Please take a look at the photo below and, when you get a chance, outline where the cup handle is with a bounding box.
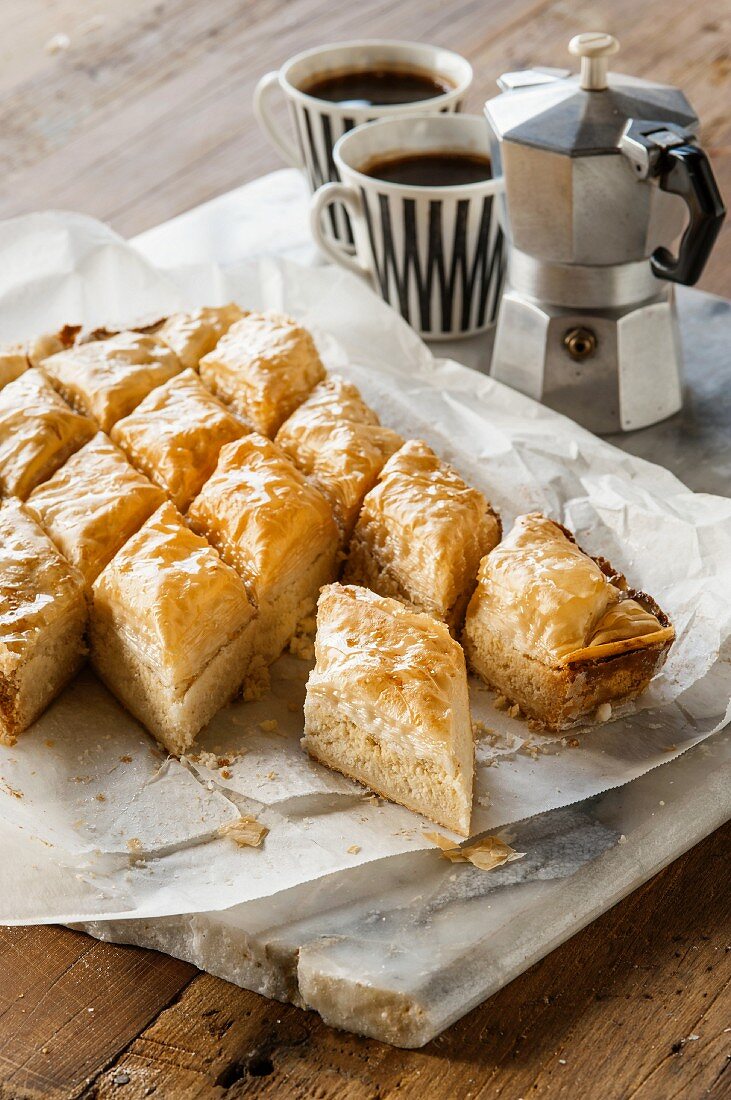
[253,71,301,168]
[310,183,369,277]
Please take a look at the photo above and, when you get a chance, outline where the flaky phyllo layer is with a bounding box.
[472,513,674,667]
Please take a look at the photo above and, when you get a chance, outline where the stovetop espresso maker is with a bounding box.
[485,32,726,432]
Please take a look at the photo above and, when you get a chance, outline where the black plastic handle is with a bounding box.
[651,144,726,286]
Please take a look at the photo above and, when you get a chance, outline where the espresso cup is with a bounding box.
[310,115,505,340]
[254,40,472,247]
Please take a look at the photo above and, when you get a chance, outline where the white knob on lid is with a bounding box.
[569,32,619,91]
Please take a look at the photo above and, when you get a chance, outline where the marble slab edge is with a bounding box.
[76,732,730,1047]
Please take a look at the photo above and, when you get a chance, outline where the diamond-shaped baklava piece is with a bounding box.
[26,432,165,586]
[90,502,256,755]
[111,369,249,511]
[156,304,245,369]
[198,312,326,437]
[303,584,474,836]
[344,439,501,632]
[462,513,675,731]
[0,500,88,744]
[275,376,403,540]
[0,368,95,499]
[0,327,79,389]
[187,434,339,666]
[41,332,182,432]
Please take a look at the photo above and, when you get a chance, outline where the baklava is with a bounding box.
[198,311,326,437]
[0,500,88,744]
[111,369,249,511]
[0,327,78,389]
[345,439,501,631]
[156,304,245,369]
[275,375,403,540]
[187,434,339,666]
[303,584,474,836]
[0,368,95,499]
[41,332,182,432]
[462,513,675,730]
[26,432,165,586]
[90,501,257,755]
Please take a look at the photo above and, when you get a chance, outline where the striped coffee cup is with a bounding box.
[254,41,472,248]
[310,114,505,340]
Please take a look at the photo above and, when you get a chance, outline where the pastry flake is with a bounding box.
[345,439,501,630]
[26,432,165,586]
[275,375,403,539]
[157,304,245,369]
[90,501,256,755]
[111,369,249,511]
[41,332,182,432]
[0,368,95,499]
[303,583,474,836]
[0,500,88,744]
[462,513,675,730]
[199,311,326,437]
[187,434,339,666]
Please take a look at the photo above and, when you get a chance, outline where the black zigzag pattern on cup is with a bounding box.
[294,103,356,246]
[361,191,505,335]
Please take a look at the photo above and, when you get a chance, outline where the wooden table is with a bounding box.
[0,3,729,1098]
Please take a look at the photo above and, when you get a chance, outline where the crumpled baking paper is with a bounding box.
[0,201,728,924]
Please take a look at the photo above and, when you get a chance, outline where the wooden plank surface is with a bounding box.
[0,0,728,295]
[0,3,729,1098]
[0,824,728,1100]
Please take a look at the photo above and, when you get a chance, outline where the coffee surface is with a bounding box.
[302,67,450,107]
[363,151,492,188]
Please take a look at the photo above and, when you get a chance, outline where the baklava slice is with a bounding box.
[0,500,87,744]
[0,326,79,389]
[275,376,403,540]
[26,432,165,586]
[41,332,182,432]
[303,584,473,836]
[0,368,95,499]
[111,369,249,511]
[90,502,256,755]
[463,513,675,731]
[345,439,501,632]
[199,311,325,437]
[187,434,339,666]
[156,304,245,368]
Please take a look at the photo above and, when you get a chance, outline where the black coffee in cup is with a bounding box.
[301,67,452,108]
[363,151,493,187]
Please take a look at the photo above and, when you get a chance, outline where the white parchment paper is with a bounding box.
[0,199,729,924]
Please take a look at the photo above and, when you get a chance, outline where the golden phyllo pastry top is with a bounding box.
[26,432,165,586]
[187,434,337,604]
[156,304,245,369]
[0,368,95,499]
[0,499,86,670]
[308,584,469,756]
[111,369,249,511]
[92,501,254,690]
[471,513,674,667]
[275,376,403,537]
[353,439,501,619]
[199,311,326,437]
[41,332,182,432]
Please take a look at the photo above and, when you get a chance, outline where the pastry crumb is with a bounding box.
[347,844,361,855]
[95,793,106,802]
[265,770,277,780]
[219,768,232,780]
[243,664,270,702]
[119,754,133,763]
[595,702,612,723]
[126,837,141,852]
[259,719,278,732]
[424,831,525,871]
[508,703,521,719]
[218,815,268,848]
[493,694,509,711]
